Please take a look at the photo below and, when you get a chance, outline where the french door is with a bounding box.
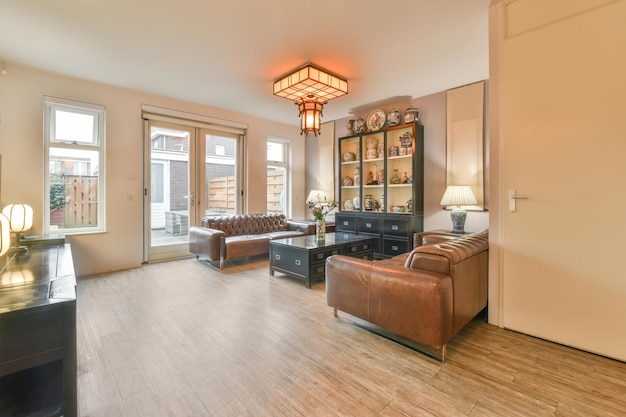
[143,119,243,262]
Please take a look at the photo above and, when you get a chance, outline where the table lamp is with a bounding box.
[0,213,10,257]
[2,203,34,254]
[440,186,477,233]
[306,190,328,204]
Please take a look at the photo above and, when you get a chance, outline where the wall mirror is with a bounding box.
[317,121,335,199]
[446,81,485,210]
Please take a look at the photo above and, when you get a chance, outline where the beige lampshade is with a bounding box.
[2,203,34,233]
[273,64,348,103]
[0,213,10,257]
[440,186,478,207]
[306,190,328,203]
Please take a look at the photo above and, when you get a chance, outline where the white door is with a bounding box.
[494,1,626,361]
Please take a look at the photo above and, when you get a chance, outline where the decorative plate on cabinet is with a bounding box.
[367,109,386,131]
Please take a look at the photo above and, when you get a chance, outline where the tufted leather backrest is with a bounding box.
[404,229,488,273]
[201,214,288,236]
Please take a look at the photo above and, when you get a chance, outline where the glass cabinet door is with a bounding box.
[339,136,361,211]
[361,132,385,212]
[385,125,415,214]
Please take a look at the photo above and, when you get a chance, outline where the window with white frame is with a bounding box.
[267,138,290,217]
[44,97,106,233]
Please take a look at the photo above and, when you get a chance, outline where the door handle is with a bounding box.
[184,194,195,206]
[509,189,528,212]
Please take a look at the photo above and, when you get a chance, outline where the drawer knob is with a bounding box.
[392,225,398,230]
[392,245,398,251]
[275,254,280,260]
[343,221,348,225]
[295,259,301,265]
[366,222,371,228]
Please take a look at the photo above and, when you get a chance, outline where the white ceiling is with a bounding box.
[0,0,491,127]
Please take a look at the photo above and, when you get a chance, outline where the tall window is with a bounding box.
[44,97,106,233]
[267,138,290,217]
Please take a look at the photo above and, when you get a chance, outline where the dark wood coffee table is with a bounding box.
[269,232,373,288]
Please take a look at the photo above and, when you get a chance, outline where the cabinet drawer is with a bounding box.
[310,264,326,279]
[271,247,308,277]
[351,251,373,261]
[358,218,380,234]
[346,240,372,255]
[383,218,410,237]
[383,239,409,257]
[311,247,343,263]
[336,215,357,232]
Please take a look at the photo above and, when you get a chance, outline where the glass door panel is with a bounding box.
[147,122,195,261]
[201,130,239,216]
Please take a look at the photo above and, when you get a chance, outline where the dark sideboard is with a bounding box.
[0,243,77,417]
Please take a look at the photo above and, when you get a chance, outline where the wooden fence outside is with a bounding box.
[54,172,283,228]
[207,171,284,214]
[60,175,99,227]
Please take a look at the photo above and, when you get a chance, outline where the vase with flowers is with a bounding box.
[308,199,336,241]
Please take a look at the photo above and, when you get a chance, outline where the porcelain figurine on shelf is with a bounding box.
[366,136,378,159]
[390,169,401,184]
[387,109,400,126]
[354,117,366,134]
[403,107,420,124]
[346,119,355,136]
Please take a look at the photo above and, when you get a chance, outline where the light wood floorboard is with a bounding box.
[76,256,626,417]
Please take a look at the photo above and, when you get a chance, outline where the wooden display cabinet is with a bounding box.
[337,122,424,258]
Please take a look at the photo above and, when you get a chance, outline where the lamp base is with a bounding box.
[7,245,29,256]
[449,207,468,233]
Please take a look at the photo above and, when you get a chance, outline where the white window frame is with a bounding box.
[267,137,291,217]
[44,96,106,234]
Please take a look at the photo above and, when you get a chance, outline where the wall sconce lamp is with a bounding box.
[2,203,34,255]
[440,186,477,233]
[273,63,348,136]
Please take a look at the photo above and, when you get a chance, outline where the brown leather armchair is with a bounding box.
[326,229,488,361]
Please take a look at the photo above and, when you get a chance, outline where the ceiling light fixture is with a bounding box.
[273,63,348,136]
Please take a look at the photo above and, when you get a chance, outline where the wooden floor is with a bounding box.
[77,256,626,417]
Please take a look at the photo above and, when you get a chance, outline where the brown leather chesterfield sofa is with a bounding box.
[325,229,488,362]
[189,214,314,269]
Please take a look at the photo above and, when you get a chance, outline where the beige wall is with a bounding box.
[330,92,490,233]
[0,63,304,276]
[490,0,626,361]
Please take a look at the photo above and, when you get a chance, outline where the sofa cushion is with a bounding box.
[224,234,271,260]
[264,230,307,240]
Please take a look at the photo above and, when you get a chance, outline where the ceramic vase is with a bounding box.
[346,119,355,136]
[316,219,326,241]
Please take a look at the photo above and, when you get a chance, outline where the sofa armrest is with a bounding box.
[189,226,226,262]
[326,255,374,321]
[287,219,315,235]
